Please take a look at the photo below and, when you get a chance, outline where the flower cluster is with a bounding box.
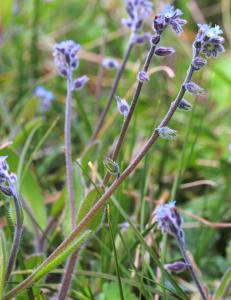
[0,156,17,196]
[155,201,184,242]
[34,86,54,112]
[153,5,187,35]
[194,24,225,58]
[53,40,80,77]
[122,0,153,33]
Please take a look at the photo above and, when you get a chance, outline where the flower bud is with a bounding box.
[192,56,207,71]
[137,71,149,83]
[151,34,160,45]
[74,75,89,90]
[116,96,130,118]
[177,99,192,111]
[103,157,120,178]
[165,261,190,273]
[155,201,184,242]
[156,127,177,140]
[155,47,175,57]
[102,58,119,70]
[132,33,151,45]
[185,81,205,95]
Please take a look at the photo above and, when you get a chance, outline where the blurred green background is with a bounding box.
[0,0,231,299]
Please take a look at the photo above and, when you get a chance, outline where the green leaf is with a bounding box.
[100,282,138,300]
[76,187,104,231]
[80,141,101,171]
[0,232,6,300]
[33,230,91,282]
[213,267,231,300]
[25,254,45,270]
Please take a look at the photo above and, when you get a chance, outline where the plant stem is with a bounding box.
[5,193,23,282]
[90,35,134,142]
[4,57,196,300]
[58,68,77,300]
[103,40,159,186]
[177,237,207,300]
[65,69,75,228]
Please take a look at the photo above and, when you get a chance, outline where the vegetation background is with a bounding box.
[0,0,231,299]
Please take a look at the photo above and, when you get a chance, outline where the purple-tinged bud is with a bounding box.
[177,99,192,111]
[151,34,160,45]
[192,56,207,71]
[185,81,205,95]
[116,96,130,118]
[74,75,89,90]
[103,157,120,178]
[9,173,17,184]
[156,127,177,140]
[132,33,151,45]
[155,47,175,57]
[102,58,119,70]
[137,71,149,83]
[155,201,184,242]
[165,261,190,273]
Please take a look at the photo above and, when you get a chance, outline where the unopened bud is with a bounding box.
[132,33,151,45]
[165,261,190,273]
[151,34,160,45]
[137,71,149,83]
[155,47,175,57]
[192,57,207,71]
[116,96,130,118]
[103,157,120,178]
[74,75,89,90]
[177,99,192,111]
[102,58,119,70]
[156,127,177,140]
[185,81,205,95]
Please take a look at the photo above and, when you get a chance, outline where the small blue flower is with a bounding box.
[74,75,89,90]
[154,5,187,35]
[34,86,55,112]
[194,24,225,58]
[116,96,130,118]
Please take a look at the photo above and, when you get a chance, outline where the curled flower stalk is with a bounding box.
[103,5,187,186]
[155,202,207,300]
[0,157,23,282]
[90,0,153,141]
[53,40,87,300]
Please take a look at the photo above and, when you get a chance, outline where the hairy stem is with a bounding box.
[177,237,207,300]
[5,193,23,282]
[58,69,77,300]
[103,39,159,186]
[90,35,134,142]
[65,69,75,228]
[4,57,195,300]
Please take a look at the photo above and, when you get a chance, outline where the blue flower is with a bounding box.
[154,5,187,35]
[34,86,54,112]
[195,24,225,58]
